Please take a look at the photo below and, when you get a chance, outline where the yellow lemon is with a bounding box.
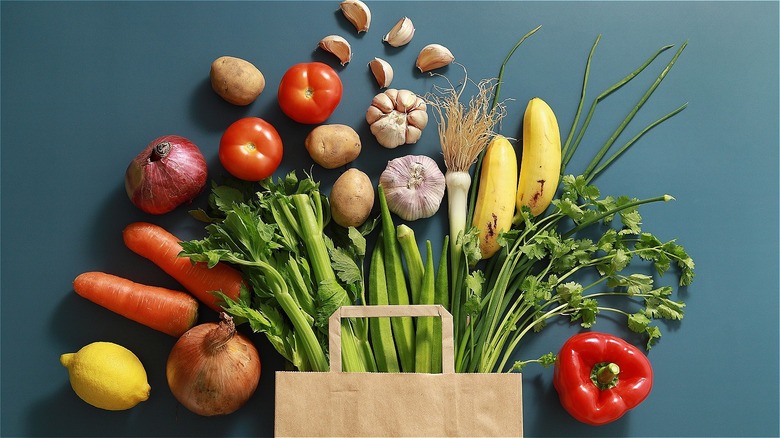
[60,341,151,410]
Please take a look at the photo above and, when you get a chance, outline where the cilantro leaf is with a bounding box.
[645,287,686,320]
[620,209,643,234]
[607,273,654,295]
[628,310,652,333]
[576,298,599,328]
[557,281,584,307]
[463,270,485,317]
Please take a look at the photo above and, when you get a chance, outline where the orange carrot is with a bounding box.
[122,221,244,312]
[73,272,198,337]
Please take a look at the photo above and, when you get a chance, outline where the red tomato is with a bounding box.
[219,117,283,181]
[277,62,343,124]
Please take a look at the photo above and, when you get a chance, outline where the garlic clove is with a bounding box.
[405,126,423,145]
[370,90,395,113]
[383,88,399,103]
[406,108,429,129]
[383,17,415,47]
[416,44,455,72]
[318,35,352,65]
[395,89,418,112]
[368,57,393,88]
[365,105,386,124]
[339,0,371,33]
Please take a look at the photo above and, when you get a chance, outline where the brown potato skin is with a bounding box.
[330,168,374,228]
[210,56,265,106]
[305,124,361,169]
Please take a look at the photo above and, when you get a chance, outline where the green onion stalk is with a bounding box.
[426,69,507,347]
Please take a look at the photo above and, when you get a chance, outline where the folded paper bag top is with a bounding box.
[274,305,523,437]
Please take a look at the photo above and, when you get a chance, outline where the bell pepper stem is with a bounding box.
[592,362,621,389]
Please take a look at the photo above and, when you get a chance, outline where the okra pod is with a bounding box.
[368,237,400,372]
[414,240,436,373]
[432,235,449,372]
[397,224,425,304]
[377,185,416,372]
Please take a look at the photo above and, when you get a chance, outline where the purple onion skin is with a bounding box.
[125,135,208,215]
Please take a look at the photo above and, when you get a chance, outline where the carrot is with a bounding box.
[122,222,244,312]
[73,271,198,337]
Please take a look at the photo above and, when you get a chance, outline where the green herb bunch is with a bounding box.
[454,31,696,373]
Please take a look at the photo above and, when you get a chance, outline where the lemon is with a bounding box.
[60,341,151,411]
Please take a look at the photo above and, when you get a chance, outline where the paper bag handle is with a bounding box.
[328,304,455,373]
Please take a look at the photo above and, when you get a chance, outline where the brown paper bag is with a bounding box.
[275,305,523,437]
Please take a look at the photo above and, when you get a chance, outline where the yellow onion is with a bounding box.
[166,313,261,416]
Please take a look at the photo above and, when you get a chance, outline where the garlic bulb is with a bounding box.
[366,88,428,149]
[380,155,445,221]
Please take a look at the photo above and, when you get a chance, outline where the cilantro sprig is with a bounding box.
[460,175,694,373]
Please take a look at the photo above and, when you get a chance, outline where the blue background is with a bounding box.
[2,1,778,436]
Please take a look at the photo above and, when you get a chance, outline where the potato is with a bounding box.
[330,168,374,228]
[210,56,265,106]
[304,124,362,169]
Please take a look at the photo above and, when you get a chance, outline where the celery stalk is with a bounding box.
[290,192,367,372]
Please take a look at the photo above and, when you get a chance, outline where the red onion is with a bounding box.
[124,135,208,215]
[166,313,261,416]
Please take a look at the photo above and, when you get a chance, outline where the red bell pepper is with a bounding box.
[553,331,653,426]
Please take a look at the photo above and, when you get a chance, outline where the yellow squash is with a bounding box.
[516,97,561,219]
[472,135,518,259]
